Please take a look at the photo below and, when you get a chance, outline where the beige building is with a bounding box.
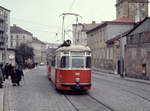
[28,37,47,64]
[87,18,134,73]
[72,22,100,46]
[10,24,33,48]
[116,0,148,22]
[0,6,15,65]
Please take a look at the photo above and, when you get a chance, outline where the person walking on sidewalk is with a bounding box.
[11,66,18,86]
[16,66,24,86]
[0,63,4,88]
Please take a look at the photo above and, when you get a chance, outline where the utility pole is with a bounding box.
[3,11,7,65]
[120,33,124,77]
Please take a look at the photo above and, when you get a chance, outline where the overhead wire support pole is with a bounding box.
[4,11,7,65]
[120,33,124,78]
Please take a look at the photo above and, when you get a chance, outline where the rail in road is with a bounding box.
[63,91,115,111]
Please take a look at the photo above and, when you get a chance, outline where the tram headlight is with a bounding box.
[75,78,80,83]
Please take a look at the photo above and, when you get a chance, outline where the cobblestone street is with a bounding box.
[3,66,150,111]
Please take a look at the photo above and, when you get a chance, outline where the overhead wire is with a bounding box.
[68,0,76,12]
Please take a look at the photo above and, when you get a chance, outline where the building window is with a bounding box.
[138,33,142,43]
[11,41,13,47]
[16,35,18,40]
[16,41,19,47]
[130,35,134,44]
[11,35,13,40]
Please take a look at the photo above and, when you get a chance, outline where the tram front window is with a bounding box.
[60,56,69,68]
[72,56,84,68]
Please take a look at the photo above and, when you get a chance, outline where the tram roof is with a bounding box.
[56,45,91,52]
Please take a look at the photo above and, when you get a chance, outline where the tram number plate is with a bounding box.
[75,72,80,76]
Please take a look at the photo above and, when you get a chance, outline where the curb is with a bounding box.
[0,88,4,111]
[92,70,150,85]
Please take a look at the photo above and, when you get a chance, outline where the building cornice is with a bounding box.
[0,6,10,12]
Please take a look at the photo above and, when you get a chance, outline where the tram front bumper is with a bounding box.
[61,83,91,90]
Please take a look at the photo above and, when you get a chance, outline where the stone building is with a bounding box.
[72,22,100,46]
[0,6,15,65]
[106,30,132,74]
[86,17,134,73]
[125,17,150,79]
[116,0,148,22]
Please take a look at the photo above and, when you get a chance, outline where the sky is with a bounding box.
[0,0,146,43]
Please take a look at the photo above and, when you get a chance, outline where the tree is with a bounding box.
[15,43,34,68]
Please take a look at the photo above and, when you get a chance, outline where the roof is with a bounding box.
[72,22,100,32]
[106,30,131,44]
[87,17,135,34]
[116,0,148,6]
[56,45,91,52]
[126,17,150,36]
[106,17,150,44]
[10,25,33,36]
[32,37,46,45]
[0,6,10,12]
[82,23,100,31]
[111,17,135,23]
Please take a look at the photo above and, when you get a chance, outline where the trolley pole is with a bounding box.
[3,11,7,65]
[60,13,82,44]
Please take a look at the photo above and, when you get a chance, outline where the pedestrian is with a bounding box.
[0,63,4,88]
[4,63,9,79]
[16,66,24,86]
[10,66,18,86]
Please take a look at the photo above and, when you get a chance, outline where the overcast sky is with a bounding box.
[0,0,149,43]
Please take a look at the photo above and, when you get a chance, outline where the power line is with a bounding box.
[12,17,56,28]
[68,0,76,12]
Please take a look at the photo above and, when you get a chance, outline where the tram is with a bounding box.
[47,41,92,91]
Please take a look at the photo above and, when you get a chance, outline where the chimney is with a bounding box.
[92,21,96,24]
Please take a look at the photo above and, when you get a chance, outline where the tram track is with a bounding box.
[64,94,80,111]
[63,92,115,111]
[93,75,150,104]
[87,94,115,111]
[124,89,150,102]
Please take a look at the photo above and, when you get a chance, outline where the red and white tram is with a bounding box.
[47,44,91,91]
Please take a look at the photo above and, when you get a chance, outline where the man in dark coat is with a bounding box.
[0,63,4,88]
[16,66,24,86]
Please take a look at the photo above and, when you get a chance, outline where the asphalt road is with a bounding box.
[4,66,150,111]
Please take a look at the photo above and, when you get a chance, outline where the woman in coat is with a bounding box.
[11,66,18,86]
[0,63,3,88]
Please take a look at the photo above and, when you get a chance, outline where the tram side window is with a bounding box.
[51,57,56,66]
[60,56,69,68]
[86,57,91,68]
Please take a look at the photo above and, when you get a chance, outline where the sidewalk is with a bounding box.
[0,88,4,111]
[92,69,150,85]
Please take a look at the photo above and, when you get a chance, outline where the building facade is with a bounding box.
[10,24,33,48]
[28,37,47,64]
[0,6,15,65]
[125,17,150,79]
[72,22,100,46]
[87,18,134,73]
[116,0,148,22]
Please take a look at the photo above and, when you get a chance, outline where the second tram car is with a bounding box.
[47,44,92,91]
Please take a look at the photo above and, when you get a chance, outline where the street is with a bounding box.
[4,66,150,111]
